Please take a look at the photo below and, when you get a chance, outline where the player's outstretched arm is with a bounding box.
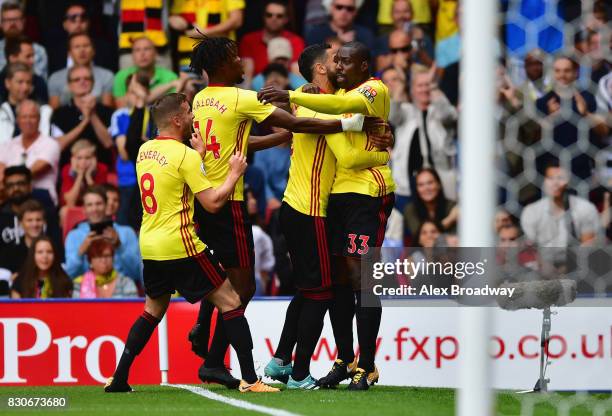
[258,86,369,115]
[266,108,364,134]
[248,129,293,152]
[195,153,247,213]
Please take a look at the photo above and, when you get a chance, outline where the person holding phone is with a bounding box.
[64,185,141,284]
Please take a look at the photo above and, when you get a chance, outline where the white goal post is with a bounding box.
[457,0,498,414]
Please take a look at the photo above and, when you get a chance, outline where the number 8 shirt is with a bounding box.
[192,85,276,201]
[136,137,212,260]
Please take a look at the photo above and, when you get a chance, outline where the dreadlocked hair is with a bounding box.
[190,36,238,77]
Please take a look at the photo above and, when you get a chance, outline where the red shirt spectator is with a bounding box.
[60,140,108,207]
[239,1,304,76]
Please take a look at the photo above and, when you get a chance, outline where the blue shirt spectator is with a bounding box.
[64,187,142,283]
[254,145,291,206]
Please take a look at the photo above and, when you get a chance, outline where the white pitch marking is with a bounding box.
[163,383,303,416]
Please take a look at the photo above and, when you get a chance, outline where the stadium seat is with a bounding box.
[63,206,86,241]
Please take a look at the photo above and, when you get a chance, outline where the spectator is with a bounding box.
[305,0,375,50]
[169,0,245,70]
[518,48,549,102]
[0,36,48,103]
[72,239,138,298]
[0,1,48,78]
[415,219,442,248]
[596,71,612,113]
[11,236,72,299]
[51,65,114,168]
[110,73,159,228]
[104,183,120,221]
[118,1,169,69]
[583,30,611,84]
[262,64,290,89]
[47,33,114,109]
[495,209,514,234]
[239,0,305,79]
[113,36,178,108]
[389,66,458,211]
[250,40,306,92]
[403,168,458,239]
[376,0,433,71]
[0,63,53,144]
[381,66,408,102]
[253,139,291,216]
[0,199,46,293]
[498,223,522,248]
[0,100,60,204]
[0,166,61,250]
[64,185,141,283]
[535,56,608,182]
[434,0,460,69]
[47,2,116,74]
[247,188,275,296]
[520,162,601,247]
[59,140,108,209]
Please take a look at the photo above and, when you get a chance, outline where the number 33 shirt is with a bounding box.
[192,86,276,201]
[136,137,212,260]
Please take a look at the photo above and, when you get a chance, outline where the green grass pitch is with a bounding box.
[1,385,610,415]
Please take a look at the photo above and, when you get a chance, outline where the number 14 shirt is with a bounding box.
[136,138,212,261]
[192,86,276,201]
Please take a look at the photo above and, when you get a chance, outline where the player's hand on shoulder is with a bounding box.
[301,83,320,94]
[228,152,248,177]
[190,130,206,158]
[258,86,289,105]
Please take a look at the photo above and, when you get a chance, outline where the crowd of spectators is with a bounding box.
[0,0,610,299]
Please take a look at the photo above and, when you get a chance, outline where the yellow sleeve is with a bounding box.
[236,89,276,123]
[227,0,245,10]
[289,90,369,115]
[325,132,389,169]
[180,148,212,194]
[170,0,187,14]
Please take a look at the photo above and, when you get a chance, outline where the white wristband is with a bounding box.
[340,114,365,132]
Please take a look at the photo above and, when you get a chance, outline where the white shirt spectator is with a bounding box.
[253,224,275,295]
[596,72,612,113]
[520,195,601,247]
[389,92,458,200]
[0,133,60,204]
[0,101,53,144]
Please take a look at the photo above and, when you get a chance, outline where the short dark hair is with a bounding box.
[151,93,189,129]
[1,1,23,15]
[83,185,107,204]
[67,64,94,83]
[17,199,45,221]
[67,32,92,50]
[264,0,288,11]
[343,41,371,73]
[4,165,32,183]
[103,183,119,195]
[298,43,330,82]
[5,35,32,59]
[190,36,238,77]
[125,70,150,90]
[5,62,31,80]
[543,158,562,176]
[263,63,289,79]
